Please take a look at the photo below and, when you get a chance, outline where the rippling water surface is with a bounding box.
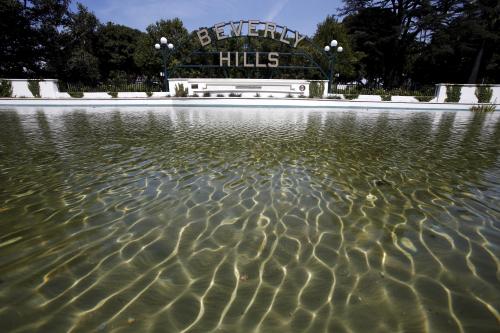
[0,107,499,332]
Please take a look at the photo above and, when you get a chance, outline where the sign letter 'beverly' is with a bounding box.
[195,20,306,68]
[195,20,305,48]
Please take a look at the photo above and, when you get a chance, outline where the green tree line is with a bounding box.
[0,0,498,88]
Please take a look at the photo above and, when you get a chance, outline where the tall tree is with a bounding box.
[96,23,144,81]
[0,0,36,77]
[26,0,71,76]
[312,16,361,82]
[62,3,101,84]
[411,0,499,84]
[341,0,463,86]
[134,18,193,80]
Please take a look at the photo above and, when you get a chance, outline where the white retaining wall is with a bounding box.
[10,79,35,97]
[169,78,321,98]
[1,79,498,104]
[435,84,500,103]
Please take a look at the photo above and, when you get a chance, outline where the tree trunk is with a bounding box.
[468,40,485,84]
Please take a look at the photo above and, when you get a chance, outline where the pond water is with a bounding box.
[0,107,498,332]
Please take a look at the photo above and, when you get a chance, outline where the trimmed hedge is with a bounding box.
[175,83,188,97]
[445,85,461,102]
[475,85,492,103]
[28,79,40,98]
[0,80,13,97]
[68,91,84,98]
[309,81,325,98]
[416,96,433,102]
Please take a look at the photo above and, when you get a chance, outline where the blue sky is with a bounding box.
[73,0,343,36]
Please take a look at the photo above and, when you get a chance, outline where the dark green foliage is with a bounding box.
[0,80,13,97]
[332,84,434,97]
[445,85,461,103]
[475,86,492,103]
[60,81,158,93]
[313,15,360,82]
[146,91,153,97]
[134,18,191,79]
[286,93,293,98]
[68,91,83,98]
[309,81,325,98]
[254,93,260,97]
[174,83,188,97]
[28,80,41,98]
[299,94,307,98]
[344,94,359,100]
[190,93,199,97]
[415,96,433,102]
[216,93,224,97]
[96,23,143,80]
[470,104,495,112]
[228,93,242,97]
[327,95,342,99]
[381,94,391,101]
[108,91,118,98]
[0,0,36,77]
[203,92,211,97]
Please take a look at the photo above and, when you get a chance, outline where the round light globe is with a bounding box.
[160,37,167,44]
[330,40,338,47]
[167,43,174,50]
[154,43,160,50]
[324,45,331,52]
[337,46,344,53]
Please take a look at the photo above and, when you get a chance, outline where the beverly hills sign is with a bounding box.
[196,20,307,68]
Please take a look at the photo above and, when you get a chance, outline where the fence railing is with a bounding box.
[58,82,161,93]
[331,84,435,97]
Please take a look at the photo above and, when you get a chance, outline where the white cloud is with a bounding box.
[265,0,289,21]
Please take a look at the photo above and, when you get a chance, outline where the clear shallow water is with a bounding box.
[0,107,499,333]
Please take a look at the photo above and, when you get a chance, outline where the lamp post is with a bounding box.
[324,40,343,94]
[154,37,174,92]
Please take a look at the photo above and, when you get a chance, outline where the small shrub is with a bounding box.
[327,95,341,99]
[68,91,84,98]
[475,85,493,103]
[108,91,118,98]
[268,95,274,98]
[190,93,199,97]
[146,91,153,97]
[203,92,211,97]
[344,94,359,100]
[0,80,13,97]
[175,83,188,97]
[470,104,496,112]
[216,93,224,97]
[309,81,325,98]
[416,96,433,102]
[286,93,293,98]
[381,94,391,101]
[298,94,306,98]
[254,93,260,97]
[28,80,40,98]
[229,92,242,97]
[445,85,461,102]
